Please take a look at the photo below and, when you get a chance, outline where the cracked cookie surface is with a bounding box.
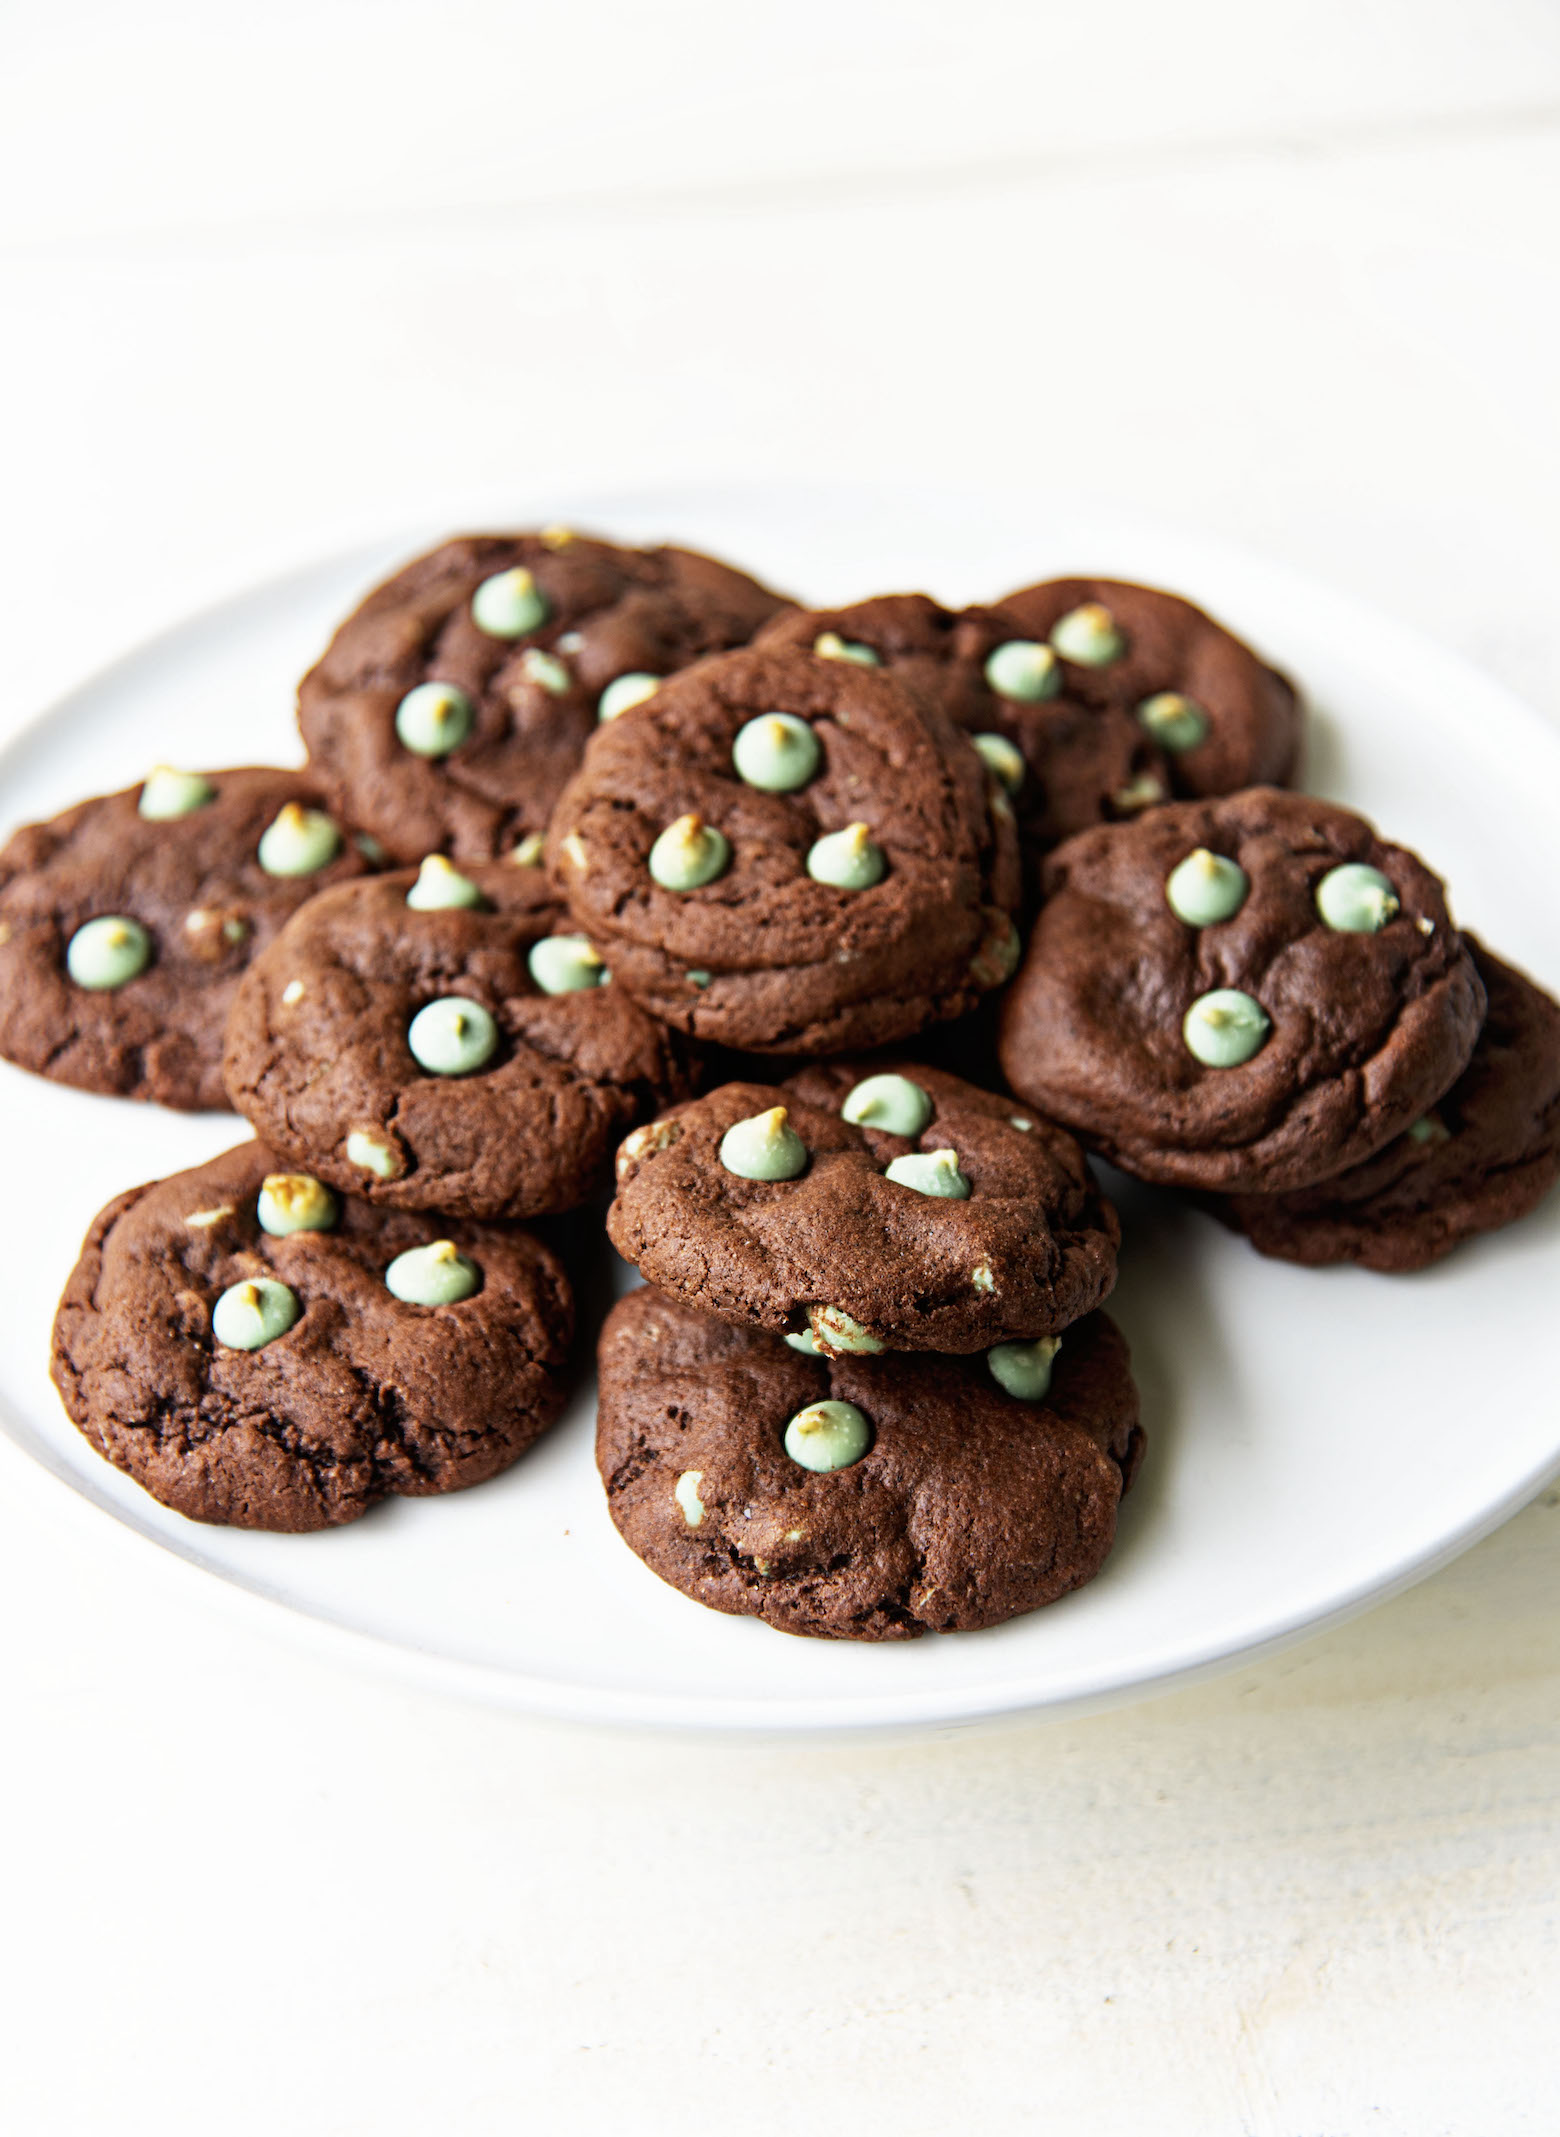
[0,768,369,1110]
[596,1285,1143,1640]
[998,787,1486,1193]
[52,1141,574,1530]
[607,1069,1118,1351]
[223,860,696,1217]
[298,530,787,864]
[546,642,1021,1054]
[1213,937,1560,1268]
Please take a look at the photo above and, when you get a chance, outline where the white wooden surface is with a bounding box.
[2,5,1557,2129]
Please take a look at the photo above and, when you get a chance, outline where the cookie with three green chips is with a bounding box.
[298,528,788,866]
[998,786,1487,1193]
[0,765,368,1110]
[607,1062,1118,1356]
[222,853,696,1217]
[596,1284,1143,1641]
[545,641,1022,1056]
[52,1140,574,1531]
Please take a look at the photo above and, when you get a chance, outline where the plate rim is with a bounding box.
[4,1407,1558,1735]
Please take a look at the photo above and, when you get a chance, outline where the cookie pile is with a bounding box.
[5,530,1556,1640]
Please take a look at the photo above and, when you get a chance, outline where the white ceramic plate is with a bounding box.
[3,483,1558,1733]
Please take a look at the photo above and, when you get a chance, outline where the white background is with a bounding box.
[2,4,1558,2130]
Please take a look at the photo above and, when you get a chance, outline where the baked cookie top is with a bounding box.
[755,590,1168,862]
[297,529,787,865]
[545,642,1022,1055]
[994,575,1302,811]
[754,592,998,729]
[52,1141,574,1532]
[223,857,696,1218]
[997,787,1486,1193]
[0,766,368,1111]
[1215,937,1560,1270]
[607,1068,1117,1353]
[596,1285,1143,1641]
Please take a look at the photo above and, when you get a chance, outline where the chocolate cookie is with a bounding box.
[608,1069,1117,1354]
[754,592,1000,730]
[596,1286,1143,1640]
[754,590,1164,864]
[1214,938,1560,1269]
[993,576,1302,816]
[298,529,788,865]
[0,767,369,1111]
[998,788,1486,1193]
[52,1141,574,1531]
[545,643,1021,1054]
[223,855,696,1217]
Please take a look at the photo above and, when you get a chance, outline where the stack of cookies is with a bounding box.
[4,528,1556,1642]
[12,530,783,1534]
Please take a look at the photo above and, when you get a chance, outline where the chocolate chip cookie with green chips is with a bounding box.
[606,1064,1118,1355]
[0,766,369,1110]
[1212,936,1560,1269]
[753,589,1167,869]
[223,854,697,1218]
[991,575,1303,823]
[297,528,788,866]
[596,1285,1143,1640]
[545,642,1022,1055]
[998,787,1486,1193]
[753,591,998,727]
[52,1141,574,1531]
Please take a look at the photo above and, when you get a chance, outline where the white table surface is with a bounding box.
[3,5,1557,2129]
